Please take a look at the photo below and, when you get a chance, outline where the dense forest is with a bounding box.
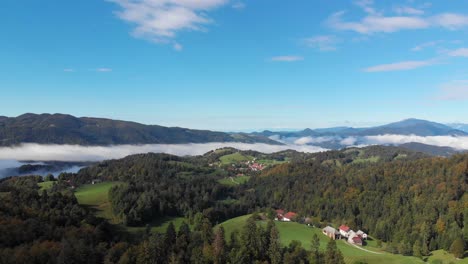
[247,153,467,257]
[0,146,466,263]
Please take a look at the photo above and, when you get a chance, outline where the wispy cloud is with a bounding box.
[232,2,245,10]
[327,11,429,34]
[303,35,338,51]
[327,11,468,34]
[63,68,75,72]
[270,56,304,62]
[95,68,113,72]
[448,48,468,57]
[364,59,437,72]
[364,134,468,150]
[394,6,424,15]
[435,80,468,101]
[108,0,228,46]
[411,40,442,51]
[173,42,183,51]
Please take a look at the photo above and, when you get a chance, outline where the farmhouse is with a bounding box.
[339,225,351,238]
[322,226,341,240]
[356,230,368,239]
[275,209,297,222]
[349,235,363,246]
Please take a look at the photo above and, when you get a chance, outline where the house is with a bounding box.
[339,225,351,238]
[275,209,285,221]
[249,163,265,171]
[356,230,368,239]
[348,234,363,246]
[283,212,297,222]
[322,226,341,240]
[275,210,297,222]
[92,179,102,184]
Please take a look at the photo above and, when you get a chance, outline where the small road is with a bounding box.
[347,243,383,255]
[229,177,240,185]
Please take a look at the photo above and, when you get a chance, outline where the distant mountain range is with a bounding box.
[254,118,468,156]
[0,113,279,146]
[0,114,466,157]
[255,118,467,138]
[447,123,468,133]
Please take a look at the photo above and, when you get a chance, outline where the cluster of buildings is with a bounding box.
[245,160,266,171]
[274,209,298,222]
[322,224,368,246]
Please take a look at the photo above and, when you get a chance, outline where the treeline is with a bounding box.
[0,176,120,264]
[247,154,468,257]
[114,214,344,264]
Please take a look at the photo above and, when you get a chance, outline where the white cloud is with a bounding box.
[394,6,424,15]
[448,48,468,57]
[411,40,441,51]
[364,134,468,150]
[173,42,183,51]
[232,2,245,10]
[63,68,75,72]
[340,136,358,146]
[293,136,335,145]
[270,56,304,62]
[327,11,429,34]
[303,35,338,51]
[354,0,378,15]
[435,80,468,101]
[0,143,327,162]
[328,11,468,34]
[364,59,436,72]
[96,68,113,72]
[431,13,468,30]
[108,0,228,44]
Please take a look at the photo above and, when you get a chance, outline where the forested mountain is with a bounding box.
[0,146,466,263]
[399,142,462,157]
[0,113,279,146]
[249,153,467,255]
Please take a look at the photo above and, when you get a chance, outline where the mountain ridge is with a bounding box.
[0,113,280,146]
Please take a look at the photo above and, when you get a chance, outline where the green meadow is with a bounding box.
[74,182,123,222]
[216,214,465,264]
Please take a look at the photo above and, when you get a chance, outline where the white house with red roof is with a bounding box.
[339,225,351,238]
[275,209,297,222]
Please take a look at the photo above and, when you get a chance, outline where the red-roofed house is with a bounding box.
[339,225,351,237]
[350,236,363,246]
[283,212,297,222]
[275,209,285,221]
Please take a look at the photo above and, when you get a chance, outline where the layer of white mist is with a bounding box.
[274,134,468,150]
[364,134,468,150]
[0,143,328,162]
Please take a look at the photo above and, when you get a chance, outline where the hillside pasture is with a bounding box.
[216,215,447,264]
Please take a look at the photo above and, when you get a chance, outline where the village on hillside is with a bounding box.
[275,209,368,246]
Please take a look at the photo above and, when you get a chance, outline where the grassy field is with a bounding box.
[219,153,253,164]
[352,156,380,164]
[126,216,191,234]
[218,175,251,186]
[74,182,123,222]
[38,181,55,191]
[216,214,465,264]
[426,249,468,264]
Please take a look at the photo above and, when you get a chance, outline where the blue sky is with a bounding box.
[1,0,468,131]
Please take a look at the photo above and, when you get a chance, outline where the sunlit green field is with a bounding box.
[74,182,123,222]
[219,152,253,164]
[218,175,251,186]
[216,214,465,264]
[37,181,55,191]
